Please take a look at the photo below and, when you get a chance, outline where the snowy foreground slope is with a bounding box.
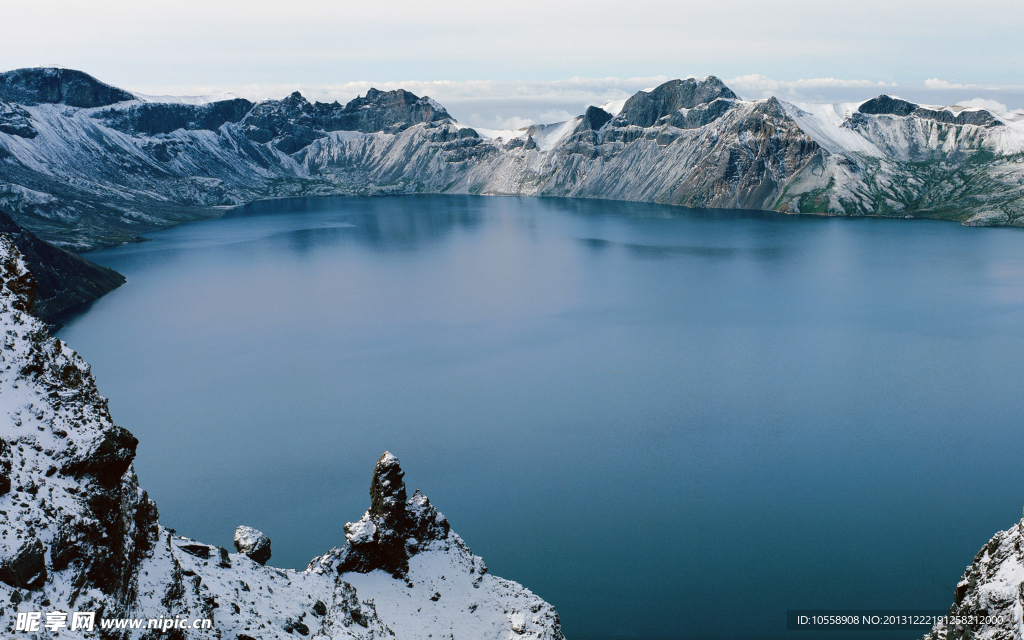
[924,514,1024,640]
[0,235,563,638]
[1,68,1023,250]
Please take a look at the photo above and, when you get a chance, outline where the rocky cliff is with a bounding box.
[0,234,563,639]
[0,210,124,325]
[924,513,1024,640]
[1,68,1023,250]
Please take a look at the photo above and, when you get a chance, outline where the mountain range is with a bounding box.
[1,67,1022,256]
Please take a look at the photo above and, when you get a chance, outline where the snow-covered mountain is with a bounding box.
[1,67,1023,251]
[0,235,563,638]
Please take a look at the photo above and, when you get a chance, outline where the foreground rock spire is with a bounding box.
[335,452,451,578]
[0,235,565,638]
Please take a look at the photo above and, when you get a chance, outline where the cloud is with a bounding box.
[727,74,896,100]
[151,77,672,108]
[464,114,537,130]
[925,78,967,90]
[539,109,575,122]
[956,98,1009,113]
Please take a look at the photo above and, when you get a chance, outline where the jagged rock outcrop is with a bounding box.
[616,77,738,128]
[328,452,451,578]
[238,88,450,154]
[2,68,1024,251]
[0,209,124,324]
[0,235,564,638]
[0,102,36,138]
[924,513,1024,640]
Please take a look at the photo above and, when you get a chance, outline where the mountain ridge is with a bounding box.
[1,68,1022,250]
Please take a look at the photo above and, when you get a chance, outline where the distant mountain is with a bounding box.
[0,238,564,638]
[1,68,1023,250]
[0,67,135,108]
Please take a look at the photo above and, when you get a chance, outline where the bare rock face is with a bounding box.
[233,525,272,565]
[858,95,920,116]
[0,539,46,590]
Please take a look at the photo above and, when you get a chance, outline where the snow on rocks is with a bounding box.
[924,514,1024,640]
[234,526,272,565]
[5,69,1024,250]
[0,235,565,638]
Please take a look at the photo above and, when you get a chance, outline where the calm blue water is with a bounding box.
[59,195,1024,640]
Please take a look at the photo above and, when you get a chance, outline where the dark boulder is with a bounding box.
[0,438,10,496]
[0,539,47,590]
[234,526,272,565]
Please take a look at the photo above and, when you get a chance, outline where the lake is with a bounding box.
[58,195,1024,640]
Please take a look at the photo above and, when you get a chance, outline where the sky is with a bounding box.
[3,0,1023,127]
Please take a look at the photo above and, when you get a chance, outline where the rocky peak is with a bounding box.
[579,105,613,131]
[856,94,1001,127]
[0,67,135,108]
[336,452,451,577]
[618,76,739,128]
[369,451,407,518]
[316,88,451,134]
[283,90,309,106]
[858,95,920,116]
